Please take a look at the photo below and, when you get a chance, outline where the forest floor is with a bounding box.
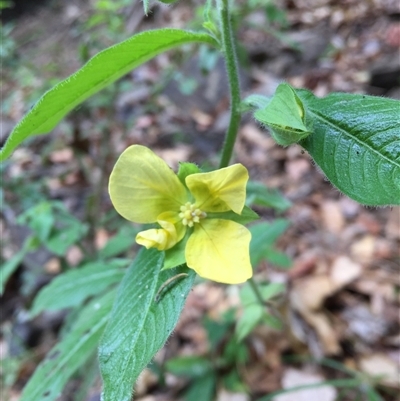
[1,0,400,400]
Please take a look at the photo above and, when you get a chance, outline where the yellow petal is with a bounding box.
[185,219,252,284]
[109,145,187,223]
[136,212,186,251]
[136,228,170,251]
[186,164,248,214]
[157,211,186,244]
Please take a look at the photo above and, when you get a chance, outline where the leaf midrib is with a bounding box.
[102,254,161,399]
[308,108,400,169]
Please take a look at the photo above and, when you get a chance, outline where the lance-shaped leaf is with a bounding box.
[0,29,217,161]
[20,290,115,401]
[29,259,126,317]
[99,248,195,401]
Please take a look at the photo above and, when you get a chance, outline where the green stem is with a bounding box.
[218,0,242,169]
[217,0,264,305]
[248,277,265,306]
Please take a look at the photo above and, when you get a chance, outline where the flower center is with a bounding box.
[179,202,207,227]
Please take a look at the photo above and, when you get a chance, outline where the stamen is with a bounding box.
[179,203,206,226]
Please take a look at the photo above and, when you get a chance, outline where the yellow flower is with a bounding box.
[108,145,252,284]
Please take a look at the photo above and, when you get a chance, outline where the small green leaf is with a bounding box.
[246,181,291,212]
[31,205,53,241]
[262,248,292,268]
[203,316,231,351]
[99,248,195,401]
[263,312,283,330]
[177,162,202,186]
[240,282,285,306]
[163,231,190,270]
[366,388,384,401]
[30,260,126,317]
[98,225,139,259]
[45,218,88,255]
[20,290,115,401]
[236,303,264,341]
[166,356,213,378]
[184,373,216,401]
[207,205,259,225]
[1,29,218,161]
[202,0,219,38]
[237,282,285,341]
[242,94,271,111]
[222,369,247,392]
[249,220,290,267]
[1,251,24,295]
[254,83,312,146]
[17,202,54,242]
[0,236,35,295]
[17,201,88,255]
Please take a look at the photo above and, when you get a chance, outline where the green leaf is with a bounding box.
[295,89,400,206]
[242,94,271,111]
[254,83,313,146]
[184,373,216,401]
[30,260,126,317]
[203,316,231,352]
[237,282,285,341]
[20,290,115,401]
[249,220,290,267]
[177,162,202,186]
[98,225,139,259]
[0,29,218,161]
[262,247,292,268]
[166,356,213,378]
[0,236,35,295]
[366,388,384,401]
[207,205,259,225]
[222,369,247,392]
[45,219,88,255]
[17,201,88,255]
[240,282,285,306]
[248,87,400,205]
[163,231,190,270]
[262,312,283,330]
[99,248,195,401]
[17,202,54,242]
[236,303,264,341]
[246,181,291,212]
[202,0,219,38]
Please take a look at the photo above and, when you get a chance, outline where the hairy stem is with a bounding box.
[217,0,265,306]
[218,0,241,169]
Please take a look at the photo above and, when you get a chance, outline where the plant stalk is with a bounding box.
[218,0,242,169]
[248,276,265,306]
[217,0,265,305]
